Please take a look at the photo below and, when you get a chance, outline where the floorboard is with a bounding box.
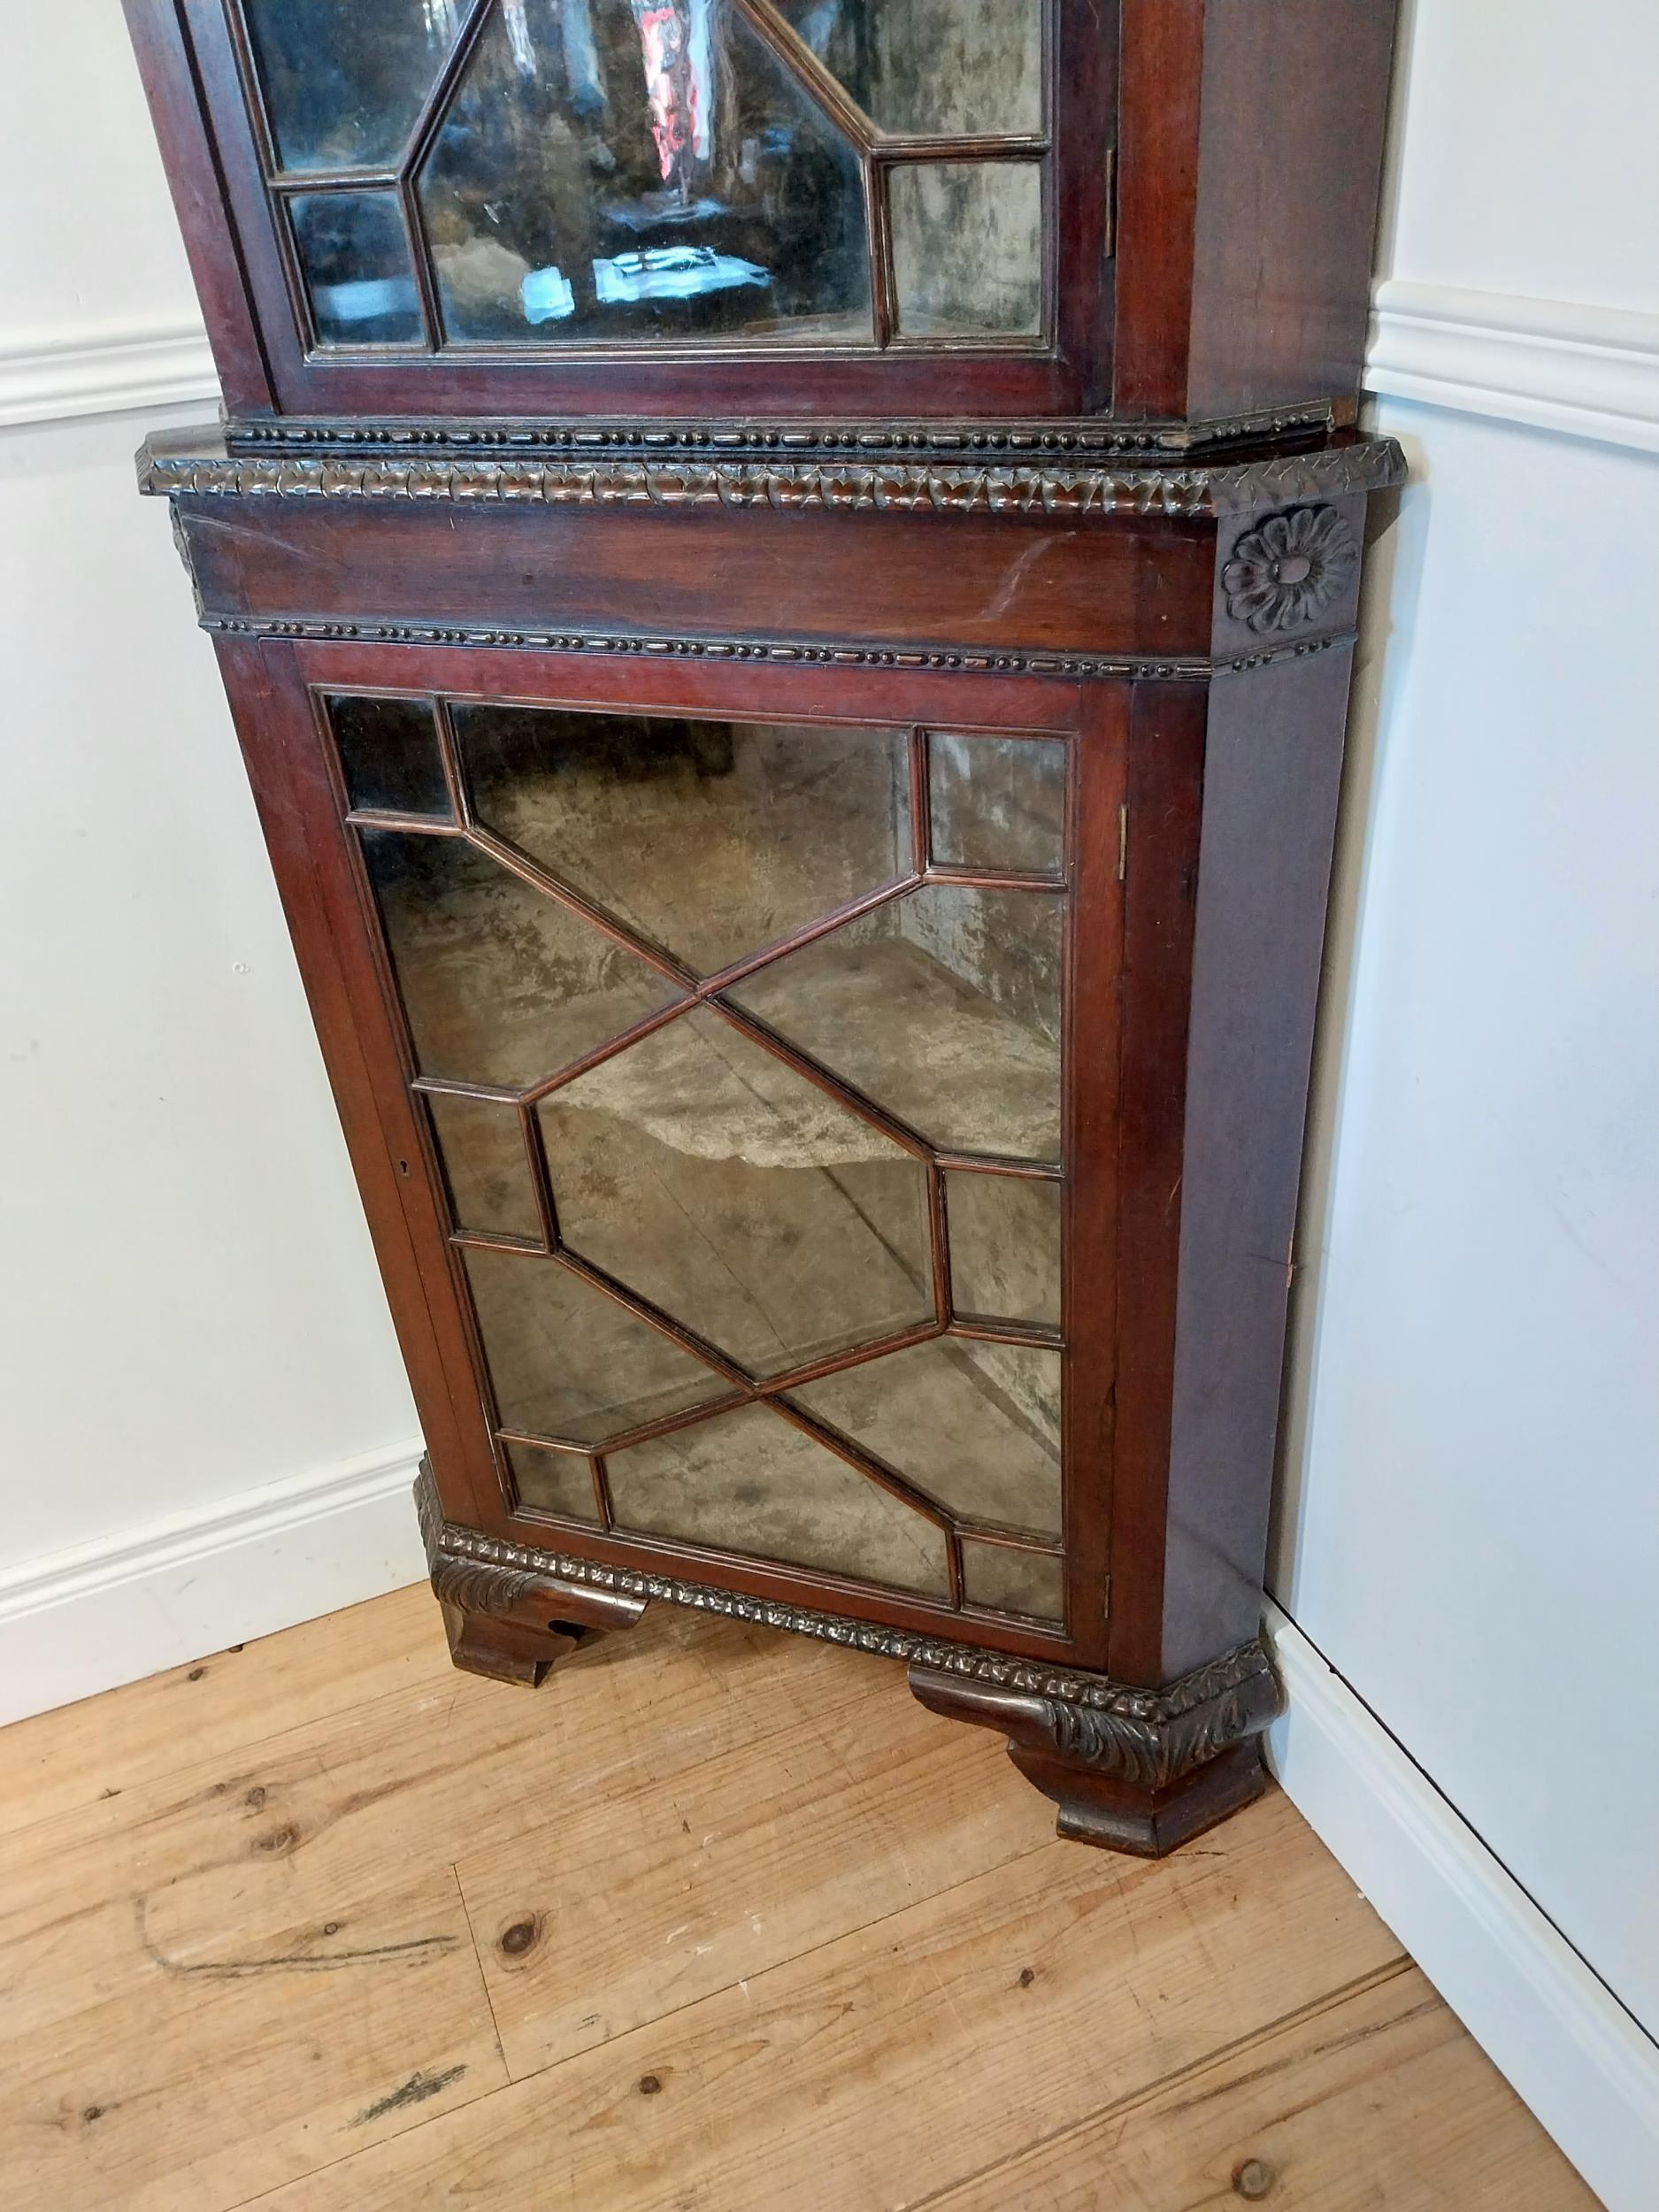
[0,1584,1596,2211]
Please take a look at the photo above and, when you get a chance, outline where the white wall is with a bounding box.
[1268,0,1659,2200]
[0,0,424,1718]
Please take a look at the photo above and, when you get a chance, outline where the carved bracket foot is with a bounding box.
[417,1464,648,1688]
[413,1465,1282,1847]
[442,1606,582,1688]
[908,1640,1283,1858]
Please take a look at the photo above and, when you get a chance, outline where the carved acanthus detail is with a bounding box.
[412,1465,1284,1783]
[140,439,1406,524]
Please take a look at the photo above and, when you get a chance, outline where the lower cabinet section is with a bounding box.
[154,442,1393,1853]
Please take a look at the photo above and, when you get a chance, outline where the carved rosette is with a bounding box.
[413,1467,1284,1786]
[1222,504,1359,634]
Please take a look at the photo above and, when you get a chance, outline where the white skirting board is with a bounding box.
[1267,1604,1659,2212]
[0,1439,428,1727]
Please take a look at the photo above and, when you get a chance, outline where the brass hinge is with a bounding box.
[1103,147,1118,260]
[1118,803,1129,882]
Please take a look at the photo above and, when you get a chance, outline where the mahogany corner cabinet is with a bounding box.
[127,0,1403,1855]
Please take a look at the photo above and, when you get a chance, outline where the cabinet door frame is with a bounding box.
[132,0,1113,421]
[223,636,1126,1667]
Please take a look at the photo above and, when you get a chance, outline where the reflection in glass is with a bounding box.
[454,706,910,974]
[289,190,425,344]
[419,0,872,343]
[244,0,459,172]
[331,694,450,818]
[426,1093,541,1241]
[962,1540,1064,1623]
[891,162,1043,337]
[775,0,1043,137]
[606,1402,950,1594]
[504,1439,601,1522]
[930,733,1064,877]
[539,1008,932,1378]
[728,884,1064,1160]
[360,829,685,1090]
[464,1247,725,1442]
[789,1337,1061,1534]
[946,1171,1061,1329]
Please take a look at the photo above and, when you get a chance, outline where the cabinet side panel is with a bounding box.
[1187,0,1398,419]
[1160,647,1354,1678]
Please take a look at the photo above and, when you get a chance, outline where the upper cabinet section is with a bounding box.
[125,0,1397,434]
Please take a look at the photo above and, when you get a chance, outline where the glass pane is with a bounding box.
[538,1007,932,1379]
[504,1439,601,1523]
[775,0,1043,137]
[606,1402,950,1595]
[419,0,872,344]
[929,733,1064,877]
[244,0,459,171]
[946,1170,1061,1329]
[359,828,685,1091]
[728,884,1064,1161]
[331,694,449,818]
[453,706,910,975]
[426,1093,541,1240]
[289,190,424,344]
[464,1247,725,1443]
[789,1337,1061,1534]
[890,161,1042,338]
[962,1540,1064,1623]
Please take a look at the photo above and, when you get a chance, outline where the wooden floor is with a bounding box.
[0,1587,1596,2212]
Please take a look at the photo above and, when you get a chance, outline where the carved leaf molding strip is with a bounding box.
[196,610,1356,683]
[142,441,1405,521]
[413,1469,1281,1737]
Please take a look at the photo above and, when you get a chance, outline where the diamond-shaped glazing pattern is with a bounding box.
[337,685,1079,1610]
[539,1007,933,1379]
[606,1402,950,1596]
[503,1439,601,1524]
[455,706,910,975]
[772,0,1043,137]
[244,0,457,172]
[788,1336,1061,1536]
[464,1246,726,1446]
[425,1093,541,1242]
[360,827,685,1090]
[418,0,872,346]
[727,883,1064,1161]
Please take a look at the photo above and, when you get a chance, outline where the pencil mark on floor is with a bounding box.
[134,1897,460,1978]
[351,2065,467,2126]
